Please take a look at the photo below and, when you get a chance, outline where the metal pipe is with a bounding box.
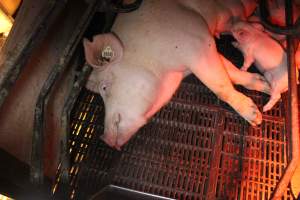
[259,0,300,36]
[30,0,101,186]
[271,0,300,199]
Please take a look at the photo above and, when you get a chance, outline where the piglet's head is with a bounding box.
[231,21,264,44]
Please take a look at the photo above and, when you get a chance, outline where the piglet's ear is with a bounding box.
[233,28,250,43]
[83,33,123,70]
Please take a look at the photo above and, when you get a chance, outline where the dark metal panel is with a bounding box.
[0,0,89,179]
[31,0,102,186]
[0,148,52,199]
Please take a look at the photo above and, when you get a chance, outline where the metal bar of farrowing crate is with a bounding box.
[59,11,118,186]
[60,62,92,177]
[0,0,67,108]
[259,0,300,36]
[30,0,102,186]
[271,0,300,199]
[258,0,300,199]
[205,110,225,199]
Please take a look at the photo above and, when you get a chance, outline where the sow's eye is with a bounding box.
[98,80,111,97]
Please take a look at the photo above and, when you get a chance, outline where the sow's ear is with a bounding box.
[83,33,123,70]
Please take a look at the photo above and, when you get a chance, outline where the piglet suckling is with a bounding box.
[231,21,288,112]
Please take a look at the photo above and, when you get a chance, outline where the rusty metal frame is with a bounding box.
[259,0,300,199]
[30,0,103,186]
[0,0,67,108]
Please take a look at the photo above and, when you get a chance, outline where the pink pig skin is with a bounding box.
[214,0,258,37]
[83,0,269,149]
[231,21,288,112]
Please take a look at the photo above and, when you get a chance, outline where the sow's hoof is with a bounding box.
[233,95,262,126]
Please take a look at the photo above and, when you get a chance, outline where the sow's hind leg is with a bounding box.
[187,30,262,126]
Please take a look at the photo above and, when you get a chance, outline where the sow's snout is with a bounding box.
[101,112,147,150]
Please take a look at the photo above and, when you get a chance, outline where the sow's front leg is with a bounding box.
[188,32,262,126]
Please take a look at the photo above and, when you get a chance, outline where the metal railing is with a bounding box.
[259,0,300,199]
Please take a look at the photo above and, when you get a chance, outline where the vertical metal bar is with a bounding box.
[31,0,101,186]
[58,11,118,199]
[206,111,224,199]
[60,62,92,177]
[271,0,300,199]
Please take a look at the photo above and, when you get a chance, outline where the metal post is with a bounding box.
[271,0,300,199]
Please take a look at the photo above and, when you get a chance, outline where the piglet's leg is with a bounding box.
[241,54,255,71]
[263,72,282,112]
[188,34,262,126]
[263,91,281,112]
[220,54,271,94]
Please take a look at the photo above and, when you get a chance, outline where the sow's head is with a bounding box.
[83,33,150,150]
